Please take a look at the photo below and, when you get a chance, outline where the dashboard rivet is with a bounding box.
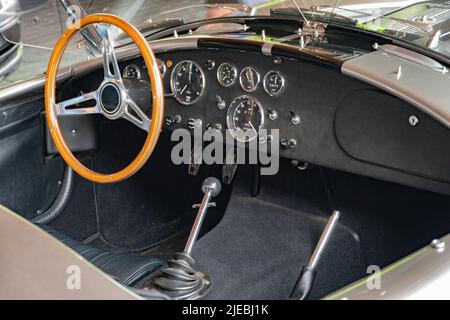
[273,57,282,64]
[71,129,77,135]
[409,115,419,127]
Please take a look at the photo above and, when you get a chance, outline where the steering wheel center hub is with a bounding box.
[100,82,122,115]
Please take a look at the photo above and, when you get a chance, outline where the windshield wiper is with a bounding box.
[146,3,256,17]
[135,3,256,37]
[271,7,357,25]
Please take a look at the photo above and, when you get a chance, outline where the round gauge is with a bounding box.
[263,71,285,96]
[123,64,141,80]
[170,60,205,105]
[217,62,237,87]
[157,59,167,78]
[226,95,265,143]
[239,67,260,92]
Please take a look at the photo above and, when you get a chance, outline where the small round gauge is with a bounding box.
[123,64,141,80]
[263,71,285,96]
[239,67,260,92]
[157,59,167,78]
[170,60,205,105]
[226,95,265,143]
[217,62,237,87]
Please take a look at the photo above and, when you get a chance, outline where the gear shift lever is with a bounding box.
[184,177,221,256]
[153,177,221,300]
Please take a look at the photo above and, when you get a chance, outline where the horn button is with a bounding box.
[100,83,122,114]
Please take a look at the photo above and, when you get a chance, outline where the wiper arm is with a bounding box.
[136,3,256,36]
[136,18,185,35]
[149,3,256,17]
[270,7,357,25]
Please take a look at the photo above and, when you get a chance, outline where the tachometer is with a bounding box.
[217,62,237,87]
[226,95,264,143]
[170,60,205,105]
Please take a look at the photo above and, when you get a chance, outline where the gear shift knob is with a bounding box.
[202,177,221,197]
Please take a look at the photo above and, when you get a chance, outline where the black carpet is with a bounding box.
[193,196,365,300]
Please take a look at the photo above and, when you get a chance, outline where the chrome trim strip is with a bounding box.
[342,49,450,128]
[0,67,72,102]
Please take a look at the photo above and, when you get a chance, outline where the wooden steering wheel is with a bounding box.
[45,14,164,183]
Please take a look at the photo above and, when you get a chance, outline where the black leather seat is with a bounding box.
[38,224,163,286]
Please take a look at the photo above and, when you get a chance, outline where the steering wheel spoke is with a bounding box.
[99,24,122,81]
[55,90,101,116]
[123,96,151,132]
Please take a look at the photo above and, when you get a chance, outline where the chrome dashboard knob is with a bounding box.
[187,118,202,130]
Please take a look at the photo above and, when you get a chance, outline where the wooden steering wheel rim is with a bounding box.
[45,14,164,183]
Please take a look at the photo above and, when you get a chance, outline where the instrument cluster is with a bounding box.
[122,59,288,144]
[166,60,286,106]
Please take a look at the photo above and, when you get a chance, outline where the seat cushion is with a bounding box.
[38,224,163,286]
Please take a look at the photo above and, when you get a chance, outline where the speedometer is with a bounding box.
[170,60,205,105]
[226,95,265,143]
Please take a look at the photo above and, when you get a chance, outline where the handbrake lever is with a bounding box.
[290,210,341,300]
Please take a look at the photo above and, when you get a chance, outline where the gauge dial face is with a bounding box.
[170,60,205,105]
[123,64,141,80]
[239,67,260,92]
[217,62,237,87]
[226,95,265,143]
[263,71,285,96]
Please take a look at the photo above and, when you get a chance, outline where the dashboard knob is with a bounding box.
[267,108,278,120]
[216,95,226,110]
[280,138,297,150]
[205,60,216,70]
[290,110,301,126]
[187,118,202,130]
[165,115,181,127]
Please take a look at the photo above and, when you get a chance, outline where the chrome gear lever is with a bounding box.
[154,177,221,300]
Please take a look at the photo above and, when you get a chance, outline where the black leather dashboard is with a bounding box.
[65,47,450,195]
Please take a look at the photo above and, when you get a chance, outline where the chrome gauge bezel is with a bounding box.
[217,62,238,87]
[170,60,206,106]
[123,64,141,80]
[239,67,260,92]
[157,59,167,78]
[226,95,265,143]
[263,70,285,97]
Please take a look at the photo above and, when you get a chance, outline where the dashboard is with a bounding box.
[67,46,450,195]
[120,50,308,149]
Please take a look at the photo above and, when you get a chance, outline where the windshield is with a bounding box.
[0,0,448,88]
